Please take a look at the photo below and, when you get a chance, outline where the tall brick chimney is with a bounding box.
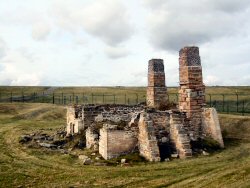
[178,47,205,139]
[147,59,168,109]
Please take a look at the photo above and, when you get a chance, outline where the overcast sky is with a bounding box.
[0,0,250,86]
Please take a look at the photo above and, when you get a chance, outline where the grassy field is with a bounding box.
[0,103,249,187]
[0,86,250,113]
[1,86,250,95]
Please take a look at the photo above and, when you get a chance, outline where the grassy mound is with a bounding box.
[219,114,250,140]
[3,103,67,121]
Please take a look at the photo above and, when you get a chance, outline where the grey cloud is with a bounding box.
[210,0,250,13]
[52,0,134,46]
[144,0,250,51]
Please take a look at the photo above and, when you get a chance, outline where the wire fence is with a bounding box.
[0,92,249,116]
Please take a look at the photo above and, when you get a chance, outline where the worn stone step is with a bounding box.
[171,118,182,121]
[182,144,191,149]
[171,114,181,118]
[177,130,186,134]
[182,149,192,153]
[178,138,190,143]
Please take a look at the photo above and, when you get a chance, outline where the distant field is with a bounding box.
[0,103,249,187]
[1,86,250,94]
[1,86,250,115]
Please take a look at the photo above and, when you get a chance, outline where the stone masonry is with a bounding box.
[202,108,224,147]
[99,124,138,160]
[147,59,168,109]
[138,112,161,162]
[178,47,205,140]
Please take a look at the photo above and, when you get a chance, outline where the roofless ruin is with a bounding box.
[66,46,224,161]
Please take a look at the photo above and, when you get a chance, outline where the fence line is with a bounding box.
[0,92,249,115]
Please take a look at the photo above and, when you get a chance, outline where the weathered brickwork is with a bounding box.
[178,47,205,140]
[147,59,168,109]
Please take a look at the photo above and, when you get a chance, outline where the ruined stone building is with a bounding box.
[66,46,224,161]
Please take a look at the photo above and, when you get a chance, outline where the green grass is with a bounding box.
[0,103,249,187]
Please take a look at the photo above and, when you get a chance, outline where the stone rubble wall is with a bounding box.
[138,112,161,162]
[202,108,224,148]
[66,104,144,135]
[99,125,138,160]
[148,111,171,142]
[95,106,143,123]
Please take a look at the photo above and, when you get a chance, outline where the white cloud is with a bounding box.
[0,48,43,86]
[10,73,41,86]
[143,0,250,51]
[104,46,130,59]
[52,0,134,46]
[32,22,51,40]
[204,75,220,85]
[0,37,6,59]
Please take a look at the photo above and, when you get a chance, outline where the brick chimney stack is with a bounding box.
[147,59,168,109]
[178,47,205,139]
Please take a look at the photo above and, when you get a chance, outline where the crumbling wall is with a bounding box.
[99,125,138,160]
[67,104,143,135]
[66,106,75,125]
[83,105,103,128]
[138,112,161,162]
[66,106,84,134]
[202,108,224,148]
[147,59,168,109]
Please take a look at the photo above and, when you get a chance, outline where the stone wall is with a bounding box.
[202,108,224,148]
[82,105,103,128]
[86,128,99,149]
[95,105,143,123]
[99,125,138,160]
[66,106,84,135]
[147,59,168,109]
[66,107,75,133]
[148,111,170,141]
[66,104,144,135]
[170,113,192,158]
[138,112,161,162]
[178,46,205,140]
